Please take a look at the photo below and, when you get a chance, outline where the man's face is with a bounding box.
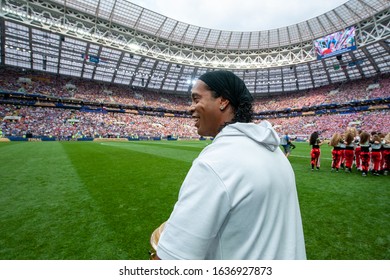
[189,80,224,137]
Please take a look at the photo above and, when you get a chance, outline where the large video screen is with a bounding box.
[314,26,357,60]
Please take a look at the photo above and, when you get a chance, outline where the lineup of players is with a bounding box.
[309,128,390,176]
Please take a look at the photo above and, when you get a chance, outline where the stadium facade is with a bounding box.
[0,0,389,97]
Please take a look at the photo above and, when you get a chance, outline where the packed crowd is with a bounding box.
[2,103,388,140]
[1,67,389,113]
[0,68,191,112]
[253,76,389,112]
[269,110,390,139]
[0,104,198,139]
[0,67,389,140]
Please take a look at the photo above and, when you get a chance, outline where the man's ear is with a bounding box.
[219,97,230,110]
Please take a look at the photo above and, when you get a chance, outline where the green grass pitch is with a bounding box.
[0,140,388,260]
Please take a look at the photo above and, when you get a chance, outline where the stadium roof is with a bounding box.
[1,0,390,96]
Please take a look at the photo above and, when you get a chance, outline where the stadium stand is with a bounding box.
[0,0,389,141]
[1,67,389,140]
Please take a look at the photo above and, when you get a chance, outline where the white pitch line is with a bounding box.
[289,154,332,161]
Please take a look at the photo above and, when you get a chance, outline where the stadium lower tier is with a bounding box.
[1,104,389,140]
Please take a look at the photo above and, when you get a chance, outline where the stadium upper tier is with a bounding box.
[0,0,389,95]
[50,0,388,49]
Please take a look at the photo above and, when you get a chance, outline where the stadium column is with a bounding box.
[361,47,381,75]
[337,55,351,82]
[130,56,146,88]
[159,63,172,92]
[56,34,65,74]
[188,68,199,93]
[254,69,258,93]
[28,27,33,69]
[267,68,270,92]
[174,63,185,92]
[320,59,332,84]
[0,17,5,66]
[91,46,103,81]
[81,43,91,77]
[307,63,315,88]
[292,67,299,91]
[349,51,365,78]
[148,60,159,89]
[111,52,125,84]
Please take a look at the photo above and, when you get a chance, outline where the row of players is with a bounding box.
[309,128,390,176]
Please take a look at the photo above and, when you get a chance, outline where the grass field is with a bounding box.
[0,140,389,260]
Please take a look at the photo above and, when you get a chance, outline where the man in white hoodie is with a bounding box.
[155,71,306,260]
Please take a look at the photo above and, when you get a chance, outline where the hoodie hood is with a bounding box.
[215,121,280,152]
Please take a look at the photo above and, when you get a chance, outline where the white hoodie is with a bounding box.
[157,121,306,260]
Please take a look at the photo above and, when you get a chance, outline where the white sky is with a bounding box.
[128,0,348,31]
